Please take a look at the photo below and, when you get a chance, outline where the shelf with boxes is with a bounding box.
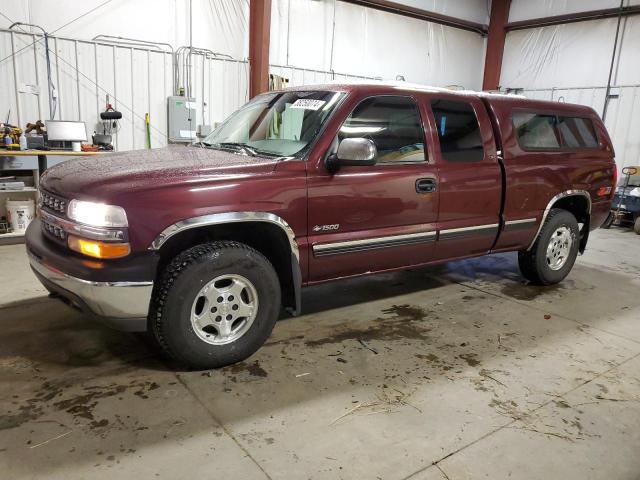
[0,154,39,244]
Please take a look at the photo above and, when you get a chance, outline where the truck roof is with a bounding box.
[279,80,599,117]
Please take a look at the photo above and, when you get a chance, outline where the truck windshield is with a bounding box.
[203,90,344,157]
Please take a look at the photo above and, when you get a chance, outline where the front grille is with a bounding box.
[40,190,67,215]
[42,219,67,242]
[41,217,68,243]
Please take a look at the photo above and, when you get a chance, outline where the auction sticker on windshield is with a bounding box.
[291,99,326,110]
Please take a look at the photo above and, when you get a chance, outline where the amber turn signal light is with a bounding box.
[68,235,131,259]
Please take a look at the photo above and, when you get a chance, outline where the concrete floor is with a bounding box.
[1,228,639,479]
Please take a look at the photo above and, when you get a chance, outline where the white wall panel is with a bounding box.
[501,15,640,89]
[606,86,640,168]
[0,0,249,59]
[509,0,640,23]
[615,15,640,85]
[0,29,249,151]
[269,64,377,87]
[501,19,616,89]
[397,0,489,24]
[270,0,486,89]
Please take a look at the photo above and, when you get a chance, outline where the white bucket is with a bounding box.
[6,199,35,234]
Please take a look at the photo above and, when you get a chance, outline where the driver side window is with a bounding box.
[338,96,426,163]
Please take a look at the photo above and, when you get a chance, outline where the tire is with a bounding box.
[149,241,281,369]
[634,216,640,235]
[518,209,580,286]
[600,211,615,229]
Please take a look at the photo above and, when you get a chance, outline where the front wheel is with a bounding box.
[149,241,281,369]
[518,209,580,285]
[634,216,640,235]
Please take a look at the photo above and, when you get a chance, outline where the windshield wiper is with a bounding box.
[217,142,257,157]
[197,141,280,158]
[247,147,283,157]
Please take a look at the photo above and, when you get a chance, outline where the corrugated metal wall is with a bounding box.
[522,85,640,171]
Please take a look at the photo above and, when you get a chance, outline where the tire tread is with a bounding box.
[518,208,577,285]
[149,241,275,366]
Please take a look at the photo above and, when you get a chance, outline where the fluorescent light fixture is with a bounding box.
[339,126,385,134]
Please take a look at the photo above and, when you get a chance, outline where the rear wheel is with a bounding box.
[149,241,281,369]
[518,209,580,285]
[634,216,640,235]
[600,211,615,229]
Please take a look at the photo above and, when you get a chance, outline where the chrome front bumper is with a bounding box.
[29,252,153,331]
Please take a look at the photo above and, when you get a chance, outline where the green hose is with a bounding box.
[145,113,151,149]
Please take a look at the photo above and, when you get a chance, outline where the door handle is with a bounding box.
[416,178,437,193]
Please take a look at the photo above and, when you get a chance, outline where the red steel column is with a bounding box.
[482,0,511,91]
[249,0,272,98]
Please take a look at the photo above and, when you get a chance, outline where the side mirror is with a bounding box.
[326,138,377,173]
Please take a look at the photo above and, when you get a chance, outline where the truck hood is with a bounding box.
[41,145,281,200]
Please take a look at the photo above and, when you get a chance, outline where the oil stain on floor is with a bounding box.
[304,304,433,347]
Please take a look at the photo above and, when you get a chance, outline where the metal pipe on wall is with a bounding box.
[602,0,625,121]
[329,0,337,76]
[10,31,22,127]
[31,33,43,121]
[92,34,177,94]
[9,22,56,120]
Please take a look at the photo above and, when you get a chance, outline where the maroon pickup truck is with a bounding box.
[26,82,616,369]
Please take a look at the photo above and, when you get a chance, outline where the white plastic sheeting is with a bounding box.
[269,64,377,86]
[501,13,640,170]
[501,16,640,89]
[0,29,249,151]
[509,0,640,23]
[270,0,487,89]
[391,0,489,23]
[0,0,249,59]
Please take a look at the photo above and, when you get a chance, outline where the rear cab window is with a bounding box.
[557,116,599,148]
[512,110,600,151]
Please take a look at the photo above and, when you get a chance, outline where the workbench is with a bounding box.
[0,149,101,175]
[0,150,102,244]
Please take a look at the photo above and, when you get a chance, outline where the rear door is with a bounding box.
[306,94,439,281]
[426,95,503,260]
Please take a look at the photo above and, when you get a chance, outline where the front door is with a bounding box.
[426,95,503,260]
[307,94,439,282]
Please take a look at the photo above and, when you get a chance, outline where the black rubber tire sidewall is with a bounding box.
[151,242,281,369]
[634,216,640,235]
[520,209,580,285]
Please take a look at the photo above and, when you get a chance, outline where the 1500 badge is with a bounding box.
[312,224,340,232]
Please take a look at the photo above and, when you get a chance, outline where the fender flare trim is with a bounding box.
[527,190,592,251]
[149,212,301,313]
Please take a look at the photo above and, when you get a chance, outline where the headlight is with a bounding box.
[67,200,128,227]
